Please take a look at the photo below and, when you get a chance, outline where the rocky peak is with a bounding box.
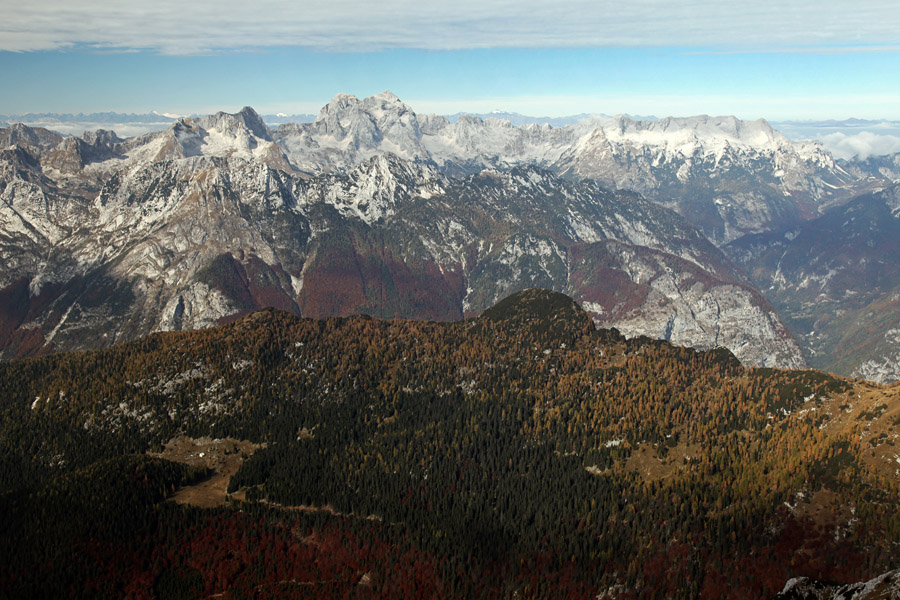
[459,114,486,126]
[198,106,271,141]
[237,106,271,139]
[313,94,379,145]
[42,130,126,173]
[417,113,450,133]
[599,114,784,156]
[291,92,430,169]
[317,91,416,127]
[81,129,123,147]
[315,93,360,121]
[126,108,286,167]
[359,91,422,137]
[42,137,89,173]
[358,90,411,116]
[1,123,64,156]
[370,90,402,103]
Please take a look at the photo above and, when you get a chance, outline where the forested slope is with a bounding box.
[1,289,898,599]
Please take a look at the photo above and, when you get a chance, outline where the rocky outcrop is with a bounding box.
[774,569,900,600]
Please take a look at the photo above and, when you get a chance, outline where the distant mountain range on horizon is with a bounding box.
[3,109,899,159]
[4,109,899,128]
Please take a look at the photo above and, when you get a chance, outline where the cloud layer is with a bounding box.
[820,132,900,160]
[2,0,899,54]
[774,120,900,159]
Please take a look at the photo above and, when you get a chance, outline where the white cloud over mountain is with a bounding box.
[1,0,899,55]
[821,132,900,160]
[774,120,900,159]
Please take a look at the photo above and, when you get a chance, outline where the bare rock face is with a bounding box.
[774,569,900,600]
[569,241,804,369]
[0,123,64,156]
[42,130,125,174]
[0,114,806,369]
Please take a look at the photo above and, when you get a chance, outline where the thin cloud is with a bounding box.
[681,44,900,56]
[1,0,899,55]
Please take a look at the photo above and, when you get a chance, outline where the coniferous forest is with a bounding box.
[1,289,899,599]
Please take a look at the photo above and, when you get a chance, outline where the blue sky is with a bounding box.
[1,0,899,121]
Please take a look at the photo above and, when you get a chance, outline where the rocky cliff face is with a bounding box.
[774,569,900,600]
[0,118,805,368]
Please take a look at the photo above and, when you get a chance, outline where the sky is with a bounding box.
[1,1,899,141]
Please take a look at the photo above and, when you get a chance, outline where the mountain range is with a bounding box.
[0,132,803,368]
[3,91,900,379]
[271,91,885,246]
[7,93,891,245]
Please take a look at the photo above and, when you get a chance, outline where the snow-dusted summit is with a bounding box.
[268,92,884,244]
[9,93,888,246]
